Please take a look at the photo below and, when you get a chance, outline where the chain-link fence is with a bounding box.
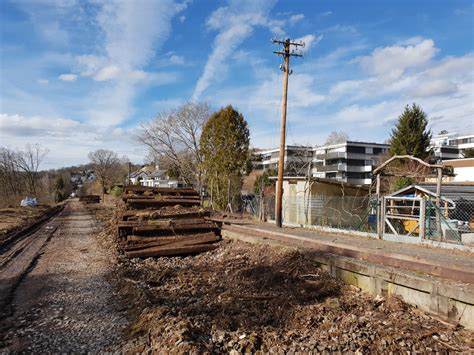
[245,193,376,233]
[228,192,473,245]
[425,199,474,244]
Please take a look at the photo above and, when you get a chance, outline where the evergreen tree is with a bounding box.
[389,103,432,160]
[54,176,65,202]
[200,105,250,210]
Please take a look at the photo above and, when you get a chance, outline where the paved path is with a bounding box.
[0,199,128,353]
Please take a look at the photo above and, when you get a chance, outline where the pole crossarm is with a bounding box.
[272,38,305,47]
[373,155,443,175]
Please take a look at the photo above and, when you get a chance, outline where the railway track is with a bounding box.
[0,205,64,319]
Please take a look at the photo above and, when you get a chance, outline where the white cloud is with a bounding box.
[97,0,176,69]
[37,79,49,85]
[358,38,438,80]
[175,0,192,12]
[321,24,358,35]
[295,34,323,53]
[169,54,185,65]
[413,79,458,98]
[0,113,143,169]
[321,11,332,17]
[193,0,278,100]
[179,15,186,22]
[94,65,121,81]
[0,113,81,137]
[427,54,474,78]
[289,14,304,25]
[76,0,184,125]
[58,73,77,81]
[38,21,69,45]
[333,101,400,126]
[396,36,425,46]
[208,37,473,147]
[76,55,107,77]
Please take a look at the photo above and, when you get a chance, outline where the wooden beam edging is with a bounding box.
[223,224,474,284]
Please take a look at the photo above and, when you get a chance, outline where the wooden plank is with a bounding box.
[125,243,219,258]
[126,199,200,205]
[133,222,216,233]
[147,218,212,226]
[118,221,140,228]
[119,218,212,228]
[121,210,211,221]
[122,195,155,202]
[205,217,253,225]
[124,186,199,195]
[124,232,220,251]
[123,195,201,202]
[148,210,211,220]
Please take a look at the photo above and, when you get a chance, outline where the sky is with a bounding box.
[1,0,473,169]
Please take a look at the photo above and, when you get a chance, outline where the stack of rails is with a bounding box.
[118,186,221,258]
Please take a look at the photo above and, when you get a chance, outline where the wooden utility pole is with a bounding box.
[273,38,304,228]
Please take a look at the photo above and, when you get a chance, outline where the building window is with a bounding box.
[347,146,366,154]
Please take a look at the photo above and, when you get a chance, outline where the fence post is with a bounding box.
[380,196,385,239]
[436,167,442,240]
[376,174,382,239]
[419,198,426,240]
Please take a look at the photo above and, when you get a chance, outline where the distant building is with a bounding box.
[430,132,474,161]
[253,141,389,185]
[312,141,389,185]
[129,165,188,188]
[442,158,474,182]
[254,145,313,175]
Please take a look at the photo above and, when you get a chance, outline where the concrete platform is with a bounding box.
[222,224,474,330]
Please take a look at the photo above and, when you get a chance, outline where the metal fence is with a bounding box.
[237,193,474,245]
[244,194,377,233]
[424,199,474,244]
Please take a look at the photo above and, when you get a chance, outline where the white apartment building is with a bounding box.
[430,132,474,160]
[254,146,313,175]
[254,141,389,185]
[312,141,389,185]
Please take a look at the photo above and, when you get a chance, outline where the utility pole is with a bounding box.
[273,38,304,228]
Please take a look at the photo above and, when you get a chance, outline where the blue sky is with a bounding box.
[1,0,473,169]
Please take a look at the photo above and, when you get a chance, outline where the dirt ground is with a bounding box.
[0,200,128,352]
[90,202,474,353]
[1,201,473,353]
[113,238,473,353]
[0,206,51,242]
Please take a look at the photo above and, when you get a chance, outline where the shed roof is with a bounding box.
[419,183,474,201]
[388,184,456,206]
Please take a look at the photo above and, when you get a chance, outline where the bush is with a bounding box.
[394,176,415,191]
[110,186,123,197]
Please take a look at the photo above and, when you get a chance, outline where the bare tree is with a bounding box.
[16,143,49,195]
[138,102,210,192]
[284,145,313,177]
[325,131,349,145]
[0,147,23,204]
[88,149,120,202]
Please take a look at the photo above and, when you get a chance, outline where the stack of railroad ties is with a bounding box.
[117,186,221,258]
